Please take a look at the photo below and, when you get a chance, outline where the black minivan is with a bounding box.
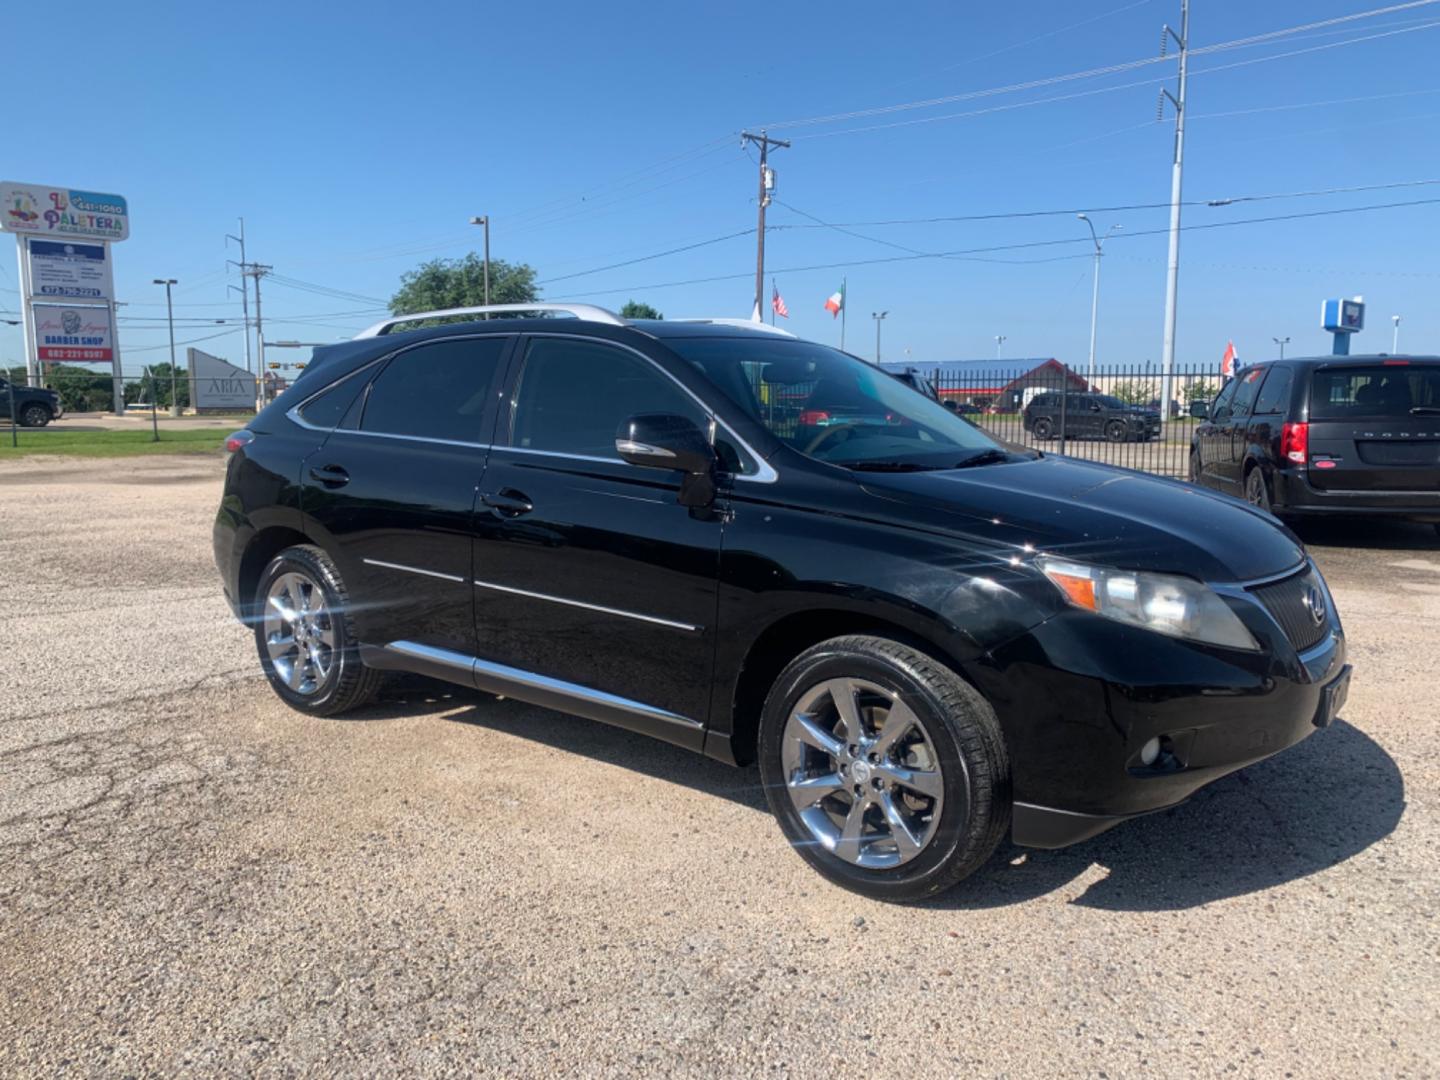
[215,304,1348,901]
[1189,355,1440,530]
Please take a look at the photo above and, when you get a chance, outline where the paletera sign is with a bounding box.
[1,181,129,241]
[32,304,114,363]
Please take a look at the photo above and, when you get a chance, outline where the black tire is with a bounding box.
[1244,466,1273,514]
[18,403,51,428]
[1105,420,1127,443]
[758,634,1010,902]
[1031,417,1053,440]
[254,544,382,717]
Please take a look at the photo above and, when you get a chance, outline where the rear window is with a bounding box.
[1309,364,1440,420]
[1254,366,1294,414]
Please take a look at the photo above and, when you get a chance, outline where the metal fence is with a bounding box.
[916,362,1221,478]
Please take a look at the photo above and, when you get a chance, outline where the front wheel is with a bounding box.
[254,545,382,716]
[19,404,51,427]
[758,635,1010,902]
[1031,417,1053,440]
[1105,420,1128,443]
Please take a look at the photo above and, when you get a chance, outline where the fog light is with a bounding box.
[1140,737,1161,766]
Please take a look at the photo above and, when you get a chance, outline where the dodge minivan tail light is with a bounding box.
[1280,421,1308,464]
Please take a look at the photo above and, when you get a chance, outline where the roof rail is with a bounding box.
[670,317,797,338]
[355,303,625,339]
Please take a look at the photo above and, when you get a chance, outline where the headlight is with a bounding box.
[1038,557,1259,651]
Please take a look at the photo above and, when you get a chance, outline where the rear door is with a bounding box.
[1306,362,1440,491]
[1246,363,1293,473]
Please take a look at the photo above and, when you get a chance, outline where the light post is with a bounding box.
[1272,336,1290,360]
[1392,315,1401,354]
[153,278,179,416]
[994,334,1007,360]
[469,216,491,306]
[1077,214,1121,381]
[872,311,888,362]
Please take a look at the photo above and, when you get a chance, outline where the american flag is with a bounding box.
[771,279,789,318]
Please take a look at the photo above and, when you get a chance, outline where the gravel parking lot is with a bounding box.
[2,455,1436,1078]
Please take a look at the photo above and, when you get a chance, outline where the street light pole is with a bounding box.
[872,311,888,362]
[995,334,1007,361]
[154,278,179,416]
[469,216,491,306]
[1272,336,1290,360]
[1078,215,1122,382]
[1392,314,1401,354]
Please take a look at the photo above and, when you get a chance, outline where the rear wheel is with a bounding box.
[1105,420,1127,442]
[254,545,382,716]
[18,403,51,427]
[758,635,1010,902]
[1031,417,1053,440]
[1244,467,1273,514]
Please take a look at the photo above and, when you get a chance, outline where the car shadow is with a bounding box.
[366,678,1403,912]
[1289,516,1439,551]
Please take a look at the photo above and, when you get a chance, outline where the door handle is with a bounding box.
[309,464,350,487]
[481,488,533,516]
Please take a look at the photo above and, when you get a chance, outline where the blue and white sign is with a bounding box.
[26,238,114,301]
[1322,298,1365,334]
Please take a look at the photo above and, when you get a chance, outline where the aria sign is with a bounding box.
[1,180,130,242]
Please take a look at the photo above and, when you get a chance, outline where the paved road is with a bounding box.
[1,456,1435,1077]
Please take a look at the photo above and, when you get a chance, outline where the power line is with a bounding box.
[125,327,242,353]
[535,229,755,286]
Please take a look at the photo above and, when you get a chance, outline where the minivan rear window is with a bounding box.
[1309,364,1440,420]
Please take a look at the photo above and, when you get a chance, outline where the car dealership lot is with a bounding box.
[1,456,1436,1077]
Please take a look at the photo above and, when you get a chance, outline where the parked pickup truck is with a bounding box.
[0,377,63,427]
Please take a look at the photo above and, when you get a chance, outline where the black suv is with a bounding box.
[215,304,1348,900]
[0,376,62,427]
[1189,355,1440,531]
[1023,391,1160,442]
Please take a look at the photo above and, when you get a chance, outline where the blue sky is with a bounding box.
[5,0,1440,372]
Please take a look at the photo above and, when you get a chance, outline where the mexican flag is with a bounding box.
[824,282,845,317]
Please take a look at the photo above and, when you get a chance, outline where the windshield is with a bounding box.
[1310,364,1440,420]
[667,337,1001,468]
[1096,395,1127,409]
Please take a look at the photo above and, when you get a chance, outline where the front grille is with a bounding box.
[1249,568,1330,652]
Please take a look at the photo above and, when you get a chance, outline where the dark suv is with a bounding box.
[0,376,62,427]
[1023,391,1160,442]
[1189,355,1440,531]
[214,304,1348,901]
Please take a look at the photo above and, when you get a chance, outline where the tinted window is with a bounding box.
[1210,378,1240,420]
[1230,367,1266,416]
[298,371,368,429]
[1309,364,1440,419]
[1254,366,1294,415]
[361,337,507,442]
[510,338,707,461]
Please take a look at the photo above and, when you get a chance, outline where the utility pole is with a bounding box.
[469,216,491,306]
[741,130,790,322]
[872,311,888,362]
[1078,215,1121,381]
[226,218,252,374]
[1273,336,1290,360]
[154,279,179,415]
[1392,314,1401,353]
[236,262,272,402]
[1158,0,1190,430]
[995,335,1007,360]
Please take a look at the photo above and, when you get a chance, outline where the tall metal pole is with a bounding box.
[470,216,491,306]
[741,131,790,322]
[1273,336,1290,360]
[1159,0,1189,427]
[872,311,888,362]
[1078,216,1120,382]
[227,219,253,374]
[840,277,847,351]
[1392,315,1401,353]
[995,335,1007,360]
[154,279,179,415]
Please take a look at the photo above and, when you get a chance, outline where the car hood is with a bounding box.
[858,455,1303,584]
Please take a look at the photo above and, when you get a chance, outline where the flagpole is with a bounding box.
[840,277,847,352]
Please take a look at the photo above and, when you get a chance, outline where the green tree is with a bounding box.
[391,253,538,317]
[619,300,663,320]
[44,363,118,414]
[1110,379,1156,405]
[1186,379,1219,402]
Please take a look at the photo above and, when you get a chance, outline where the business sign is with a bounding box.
[1322,298,1365,334]
[32,304,114,364]
[1,181,129,241]
[26,238,114,301]
[188,348,256,410]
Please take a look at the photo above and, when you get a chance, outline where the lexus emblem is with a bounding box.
[1304,585,1326,627]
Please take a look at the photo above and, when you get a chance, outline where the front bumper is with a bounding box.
[966,565,1348,849]
[1273,469,1440,522]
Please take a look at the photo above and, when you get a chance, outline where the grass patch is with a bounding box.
[0,426,227,459]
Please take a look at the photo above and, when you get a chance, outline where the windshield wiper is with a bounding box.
[845,460,947,472]
[950,449,1012,469]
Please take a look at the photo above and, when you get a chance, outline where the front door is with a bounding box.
[1219,367,1266,492]
[471,334,725,749]
[300,334,513,653]
[1198,379,1239,487]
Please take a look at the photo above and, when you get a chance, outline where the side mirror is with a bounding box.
[942,399,958,412]
[616,413,718,506]
[1189,400,1209,420]
[1089,402,1102,412]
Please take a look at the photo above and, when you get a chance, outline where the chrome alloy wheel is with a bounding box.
[262,571,336,696]
[780,678,945,869]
